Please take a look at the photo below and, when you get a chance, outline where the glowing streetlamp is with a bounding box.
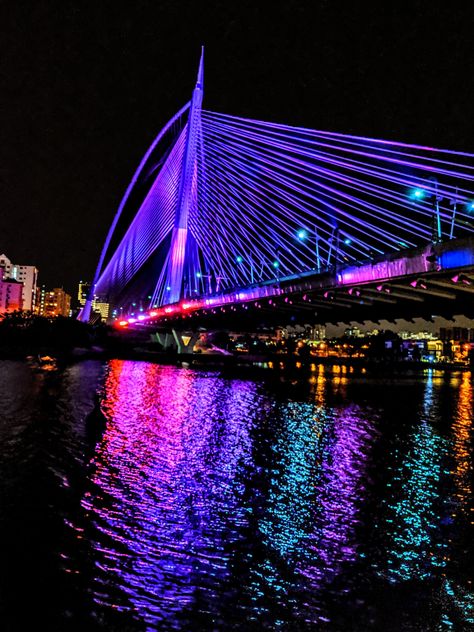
[410,181,442,243]
[410,187,426,200]
[296,227,322,272]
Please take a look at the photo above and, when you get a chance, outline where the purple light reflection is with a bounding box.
[82,360,261,628]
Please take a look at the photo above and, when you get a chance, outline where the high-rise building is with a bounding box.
[77,280,110,322]
[0,268,23,314]
[77,280,91,307]
[37,286,71,317]
[0,253,38,312]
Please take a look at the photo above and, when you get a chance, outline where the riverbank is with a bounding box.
[5,346,468,377]
[0,314,471,374]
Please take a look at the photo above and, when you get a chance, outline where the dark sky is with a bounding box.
[1,1,473,295]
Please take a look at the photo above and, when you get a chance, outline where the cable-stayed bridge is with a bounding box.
[80,50,474,330]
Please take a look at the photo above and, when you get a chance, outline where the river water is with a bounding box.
[0,359,472,631]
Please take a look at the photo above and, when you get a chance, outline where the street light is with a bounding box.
[296,226,322,272]
[235,254,256,283]
[409,181,442,243]
[410,187,426,200]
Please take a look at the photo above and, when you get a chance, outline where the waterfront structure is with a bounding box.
[0,253,38,312]
[79,55,474,328]
[36,286,71,317]
[0,268,23,314]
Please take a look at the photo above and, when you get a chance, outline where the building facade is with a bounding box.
[0,253,38,312]
[36,286,71,317]
[77,280,110,322]
[0,268,23,314]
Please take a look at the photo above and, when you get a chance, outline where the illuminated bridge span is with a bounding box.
[80,50,474,327]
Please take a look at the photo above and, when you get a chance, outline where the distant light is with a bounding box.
[119,320,128,327]
[166,286,171,291]
[272,260,280,268]
[196,272,202,278]
[468,202,474,212]
[128,317,136,323]
[236,255,243,263]
[412,188,425,200]
[344,238,352,245]
[297,229,307,240]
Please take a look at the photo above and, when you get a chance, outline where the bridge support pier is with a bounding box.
[152,331,175,350]
[152,330,200,354]
[172,330,200,354]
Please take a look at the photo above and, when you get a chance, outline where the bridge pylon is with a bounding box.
[156,48,204,306]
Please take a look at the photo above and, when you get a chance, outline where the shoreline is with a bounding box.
[1,346,471,374]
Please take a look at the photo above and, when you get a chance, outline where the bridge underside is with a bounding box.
[138,237,474,331]
[159,270,474,330]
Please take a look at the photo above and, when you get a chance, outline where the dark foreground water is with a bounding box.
[0,360,473,631]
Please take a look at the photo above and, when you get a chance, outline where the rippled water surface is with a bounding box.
[0,359,473,630]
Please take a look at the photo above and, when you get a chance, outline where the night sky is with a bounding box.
[1,1,473,296]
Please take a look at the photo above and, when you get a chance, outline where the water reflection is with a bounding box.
[241,368,377,626]
[74,362,474,630]
[452,371,473,515]
[82,360,263,629]
[3,360,471,629]
[379,371,448,583]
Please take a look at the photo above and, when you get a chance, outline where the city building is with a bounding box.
[0,268,23,314]
[36,286,71,317]
[312,324,326,340]
[399,330,438,340]
[344,326,362,338]
[77,280,91,307]
[439,327,474,342]
[0,253,38,311]
[77,280,110,322]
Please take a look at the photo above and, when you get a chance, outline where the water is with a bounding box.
[0,360,473,631]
